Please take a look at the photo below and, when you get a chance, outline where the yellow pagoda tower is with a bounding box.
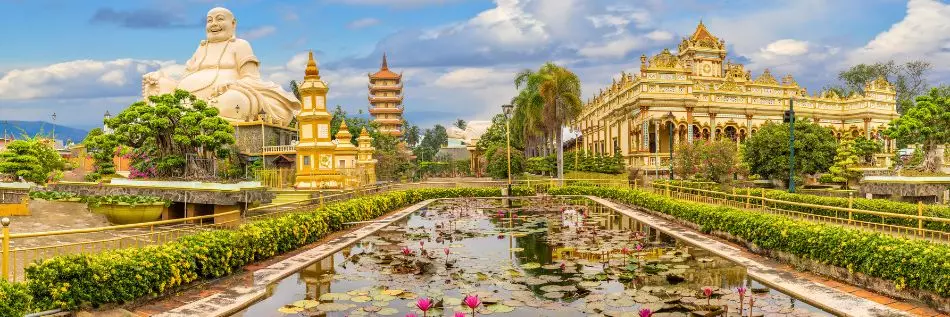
[333,121,359,188]
[357,127,378,186]
[368,53,405,137]
[295,51,341,189]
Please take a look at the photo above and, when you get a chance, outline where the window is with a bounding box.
[302,155,311,166]
[339,160,346,168]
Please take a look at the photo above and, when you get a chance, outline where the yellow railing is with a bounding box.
[0,183,403,282]
[652,182,950,242]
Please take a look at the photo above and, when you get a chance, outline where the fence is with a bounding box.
[0,183,401,282]
[653,182,950,242]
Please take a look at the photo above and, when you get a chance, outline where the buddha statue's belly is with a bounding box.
[177,68,240,98]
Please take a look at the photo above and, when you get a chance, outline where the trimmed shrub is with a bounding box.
[0,280,31,317]
[549,186,950,297]
[21,187,524,312]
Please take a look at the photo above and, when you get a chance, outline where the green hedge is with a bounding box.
[654,180,950,233]
[549,186,950,297]
[19,187,528,313]
[0,280,31,317]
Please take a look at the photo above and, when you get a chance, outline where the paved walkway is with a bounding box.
[589,196,946,317]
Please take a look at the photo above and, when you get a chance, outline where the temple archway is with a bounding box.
[724,126,737,142]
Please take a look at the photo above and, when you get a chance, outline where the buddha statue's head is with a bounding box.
[205,7,236,43]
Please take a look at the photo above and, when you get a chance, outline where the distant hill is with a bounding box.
[0,121,89,144]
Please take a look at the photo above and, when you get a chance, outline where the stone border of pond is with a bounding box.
[152,198,436,317]
[586,196,916,317]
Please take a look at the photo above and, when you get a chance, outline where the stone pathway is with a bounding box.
[129,199,434,317]
[589,196,946,317]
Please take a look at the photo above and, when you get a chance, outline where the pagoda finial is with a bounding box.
[360,127,370,136]
[381,52,389,70]
[305,50,320,79]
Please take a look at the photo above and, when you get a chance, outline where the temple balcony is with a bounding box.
[368,95,404,103]
[374,118,404,125]
[262,144,296,155]
[368,106,404,115]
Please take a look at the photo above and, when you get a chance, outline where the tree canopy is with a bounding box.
[742,120,836,186]
[514,62,582,179]
[885,86,950,172]
[828,60,932,113]
[0,136,66,184]
[101,89,236,178]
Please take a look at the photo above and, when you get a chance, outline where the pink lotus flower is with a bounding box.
[635,244,643,252]
[639,308,652,317]
[402,246,412,256]
[463,295,481,316]
[621,247,629,255]
[737,286,747,297]
[703,287,713,306]
[454,313,466,317]
[738,286,748,313]
[444,248,450,256]
[406,314,418,317]
[559,262,566,270]
[416,297,434,311]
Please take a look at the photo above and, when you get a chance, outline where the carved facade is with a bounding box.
[573,21,899,172]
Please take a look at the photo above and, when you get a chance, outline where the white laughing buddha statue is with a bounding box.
[142,7,300,125]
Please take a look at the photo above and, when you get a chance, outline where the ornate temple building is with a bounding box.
[294,52,377,189]
[368,54,405,137]
[574,22,899,173]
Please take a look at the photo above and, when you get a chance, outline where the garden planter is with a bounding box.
[91,202,165,224]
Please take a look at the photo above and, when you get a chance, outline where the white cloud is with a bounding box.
[0,59,177,100]
[578,36,642,59]
[846,0,950,68]
[645,30,673,42]
[347,18,381,29]
[325,0,459,7]
[761,39,810,57]
[240,26,277,41]
[433,67,513,88]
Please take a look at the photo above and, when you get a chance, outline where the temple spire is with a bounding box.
[305,50,320,79]
[381,52,389,70]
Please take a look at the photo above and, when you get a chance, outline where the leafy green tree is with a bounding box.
[885,87,950,172]
[289,80,301,101]
[831,60,932,113]
[742,120,836,188]
[827,138,862,189]
[852,137,883,165]
[485,144,525,179]
[0,136,66,184]
[672,142,702,179]
[403,125,420,147]
[82,128,119,181]
[105,89,235,177]
[697,140,742,183]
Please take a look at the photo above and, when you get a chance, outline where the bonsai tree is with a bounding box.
[885,86,950,173]
[0,136,66,184]
[742,120,836,188]
[827,138,863,189]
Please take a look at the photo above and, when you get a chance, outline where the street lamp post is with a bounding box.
[787,98,796,193]
[665,112,674,180]
[51,112,57,140]
[502,104,514,202]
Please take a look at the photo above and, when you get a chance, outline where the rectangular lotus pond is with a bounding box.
[237,197,831,317]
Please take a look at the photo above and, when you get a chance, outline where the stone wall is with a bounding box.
[234,125,297,154]
[42,183,274,205]
[860,182,949,203]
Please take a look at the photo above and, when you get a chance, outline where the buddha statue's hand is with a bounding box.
[211,81,236,97]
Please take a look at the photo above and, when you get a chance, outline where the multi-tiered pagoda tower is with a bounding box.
[368,53,404,137]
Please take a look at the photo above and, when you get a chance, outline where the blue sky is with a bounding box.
[0,0,946,131]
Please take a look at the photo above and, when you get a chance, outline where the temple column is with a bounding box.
[686,107,694,144]
[654,119,660,154]
[709,113,718,140]
[864,118,872,139]
[745,114,753,139]
[640,106,650,152]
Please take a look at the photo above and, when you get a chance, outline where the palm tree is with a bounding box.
[532,63,583,182]
[513,69,546,156]
[454,119,467,130]
[289,80,301,100]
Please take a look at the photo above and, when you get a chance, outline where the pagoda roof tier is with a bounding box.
[368,106,405,115]
[374,118,404,125]
[369,95,404,103]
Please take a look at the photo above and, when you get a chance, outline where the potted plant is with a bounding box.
[84,194,170,224]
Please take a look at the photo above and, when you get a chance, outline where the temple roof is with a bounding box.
[305,50,320,79]
[691,20,719,43]
[370,53,402,79]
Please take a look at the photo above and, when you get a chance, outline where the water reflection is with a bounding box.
[237,197,830,317]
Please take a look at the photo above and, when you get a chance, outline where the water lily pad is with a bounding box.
[520,262,541,269]
[277,306,303,314]
[489,304,515,313]
[351,295,372,302]
[543,291,565,299]
[382,289,404,296]
[377,307,400,315]
[318,293,351,301]
[316,302,353,312]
